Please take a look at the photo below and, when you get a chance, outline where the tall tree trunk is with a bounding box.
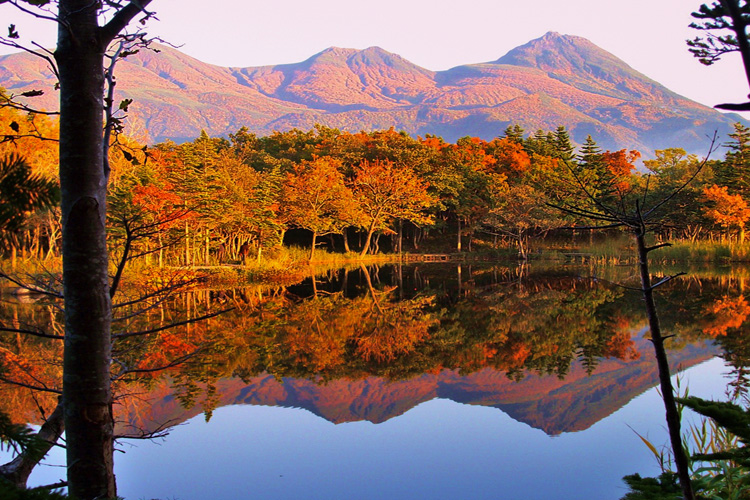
[397,219,403,253]
[343,228,351,253]
[310,230,317,261]
[635,228,694,500]
[57,3,116,497]
[457,218,462,252]
[360,221,377,257]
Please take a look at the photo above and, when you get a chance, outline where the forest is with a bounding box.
[3,92,750,271]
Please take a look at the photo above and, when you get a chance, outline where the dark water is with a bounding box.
[1,262,746,499]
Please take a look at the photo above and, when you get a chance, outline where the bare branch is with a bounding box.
[0,376,61,395]
[0,326,63,340]
[0,272,63,299]
[100,0,155,44]
[650,273,687,290]
[112,308,234,339]
[645,242,673,253]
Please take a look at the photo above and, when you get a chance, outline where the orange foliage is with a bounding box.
[491,138,532,175]
[601,327,640,361]
[136,332,199,376]
[702,295,750,337]
[602,149,639,193]
[702,185,750,233]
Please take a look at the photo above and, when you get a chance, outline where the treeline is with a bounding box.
[4,101,750,265]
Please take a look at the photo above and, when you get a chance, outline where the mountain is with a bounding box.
[0,32,743,154]
[119,338,716,437]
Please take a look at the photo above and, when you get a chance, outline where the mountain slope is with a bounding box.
[118,338,716,436]
[0,32,742,154]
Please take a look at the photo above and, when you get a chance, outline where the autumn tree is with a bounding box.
[702,183,750,241]
[282,157,360,260]
[351,159,434,256]
[643,148,713,240]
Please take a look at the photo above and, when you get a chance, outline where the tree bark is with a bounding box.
[56,3,116,497]
[55,1,154,497]
[343,228,351,253]
[0,401,65,488]
[310,230,317,261]
[360,221,377,257]
[457,218,462,252]
[635,228,695,500]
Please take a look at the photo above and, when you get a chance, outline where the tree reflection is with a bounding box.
[2,263,746,435]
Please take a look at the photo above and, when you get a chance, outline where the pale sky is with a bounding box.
[1,0,749,114]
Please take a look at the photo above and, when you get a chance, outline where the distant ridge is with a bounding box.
[0,32,743,155]
[118,336,716,436]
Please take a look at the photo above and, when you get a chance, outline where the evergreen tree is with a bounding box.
[553,126,575,162]
[502,124,525,144]
[574,135,606,186]
[716,122,750,200]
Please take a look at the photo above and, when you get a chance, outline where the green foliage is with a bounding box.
[0,411,42,457]
[688,1,750,66]
[0,480,68,500]
[679,396,750,465]
[0,153,59,240]
[623,393,750,500]
[621,472,682,500]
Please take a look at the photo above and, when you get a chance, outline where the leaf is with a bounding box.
[119,98,133,112]
[7,23,18,39]
[9,121,19,133]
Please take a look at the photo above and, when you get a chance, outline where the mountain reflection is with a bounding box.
[3,263,744,437]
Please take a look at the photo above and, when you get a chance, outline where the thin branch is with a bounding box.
[642,132,719,220]
[100,0,155,44]
[0,272,63,299]
[650,273,686,291]
[1,1,60,24]
[112,308,234,339]
[0,376,61,395]
[113,349,205,376]
[112,276,202,310]
[645,242,673,253]
[0,326,63,340]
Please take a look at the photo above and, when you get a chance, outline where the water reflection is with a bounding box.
[2,262,748,497]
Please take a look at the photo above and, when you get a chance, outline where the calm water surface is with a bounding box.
[2,263,745,499]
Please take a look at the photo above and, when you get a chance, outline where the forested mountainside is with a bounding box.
[0,32,742,155]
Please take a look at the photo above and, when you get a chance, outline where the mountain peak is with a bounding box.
[0,33,736,154]
[496,32,615,71]
[493,31,670,102]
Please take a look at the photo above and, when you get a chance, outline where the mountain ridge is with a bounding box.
[0,32,743,154]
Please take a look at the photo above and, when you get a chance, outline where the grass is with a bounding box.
[6,237,750,288]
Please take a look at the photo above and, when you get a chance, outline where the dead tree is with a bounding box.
[550,135,719,500]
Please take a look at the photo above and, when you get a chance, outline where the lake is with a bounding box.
[1,262,745,499]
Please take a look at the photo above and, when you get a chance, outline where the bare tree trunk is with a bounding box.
[0,401,65,488]
[310,230,317,261]
[360,221,377,257]
[457,218,462,252]
[57,6,116,495]
[635,228,695,500]
[55,1,154,497]
[343,228,351,253]
[397,219,403,253]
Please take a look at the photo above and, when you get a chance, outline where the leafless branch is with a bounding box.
[112,308,234,339]
[0,376,61,395]
[0,326,63,340]
[650,273,686,290]
[0,272,63,299]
